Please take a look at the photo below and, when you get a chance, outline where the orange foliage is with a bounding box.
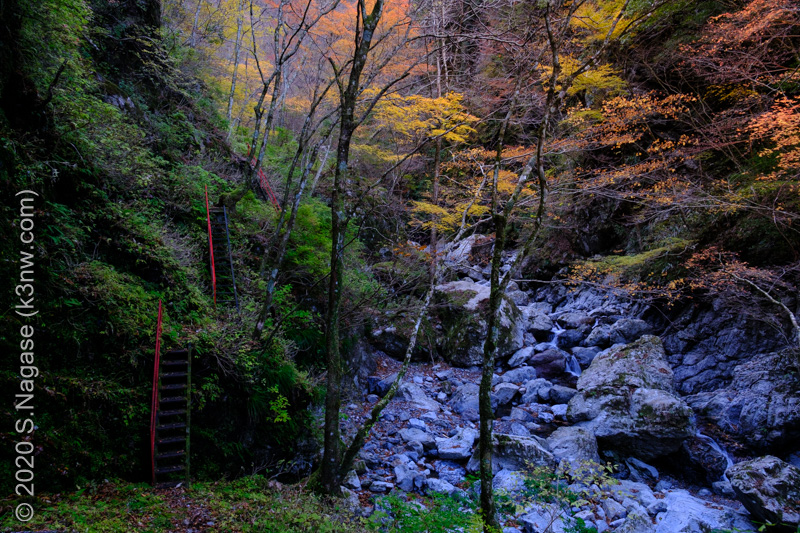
[748,97,800,180]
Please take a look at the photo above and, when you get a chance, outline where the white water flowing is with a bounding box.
[565,354,582,377]
[696,431,735,482]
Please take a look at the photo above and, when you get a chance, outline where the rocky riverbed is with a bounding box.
[338,249,800,533]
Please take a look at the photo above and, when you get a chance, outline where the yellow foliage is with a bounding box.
[570,0,632,42]
[542,57,626,96]
[372,91,478,144]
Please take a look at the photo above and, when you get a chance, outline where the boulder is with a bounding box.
[398,382,441,412]
[530,349,567,380]
[432,460,466,485]
[367,372,399,397]
[435,280,525,366]
[499,366,537,385]
[399,428,435,450]
[572,346,601,368]
[567,336,696,460]
[521,378,554,404]
[508,346,535,367]
[467,433,554,473]
[546,426,600,476]
[519,504,569,533]
[450,383,480,421]
[609,319,652,345]
[652,489,756,532]
[557,312,595,329]
[728,456,800,528]
[494,469,526,494]
[426,477,461,497]
[436,427,479,461]
[492,383,520,408]
[527,312,555,337]
[584,326,611,348]
[686,350,800,452]
[549,385,578,404]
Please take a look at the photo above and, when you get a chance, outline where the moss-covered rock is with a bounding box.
[433,280,524,367]
[567,336,696,459]
[728,456,800,528]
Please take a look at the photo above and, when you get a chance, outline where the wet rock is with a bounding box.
[584,326,611,348]
[567,336,696,460]
[728,456,800,528]
[572,346,601,368]
[530,349,567,380]
[436,427,479,460]
[556,326,591,350]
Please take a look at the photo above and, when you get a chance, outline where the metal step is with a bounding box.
[160,396,187,404]
[157,436,186,445]
[158,409,187,417]
[157,422,187,430]
[155,465,186,474]
[156,450,186,460]
[160,383,187,391]
[160,372,188,379]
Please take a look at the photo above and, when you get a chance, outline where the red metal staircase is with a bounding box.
[204,186,240,311]
[150,301,191,486]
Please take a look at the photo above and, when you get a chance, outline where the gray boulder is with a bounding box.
[508,346,535,367]
[530,349,567,380]
[435,280,525,366]
[686,350,800,452]
[398,382,441,412]
[499,366,537,385]
[728,456,800,528]
[492,383,520,408]
[467,433,554,473]
[609,319,652,344]
[572,346,601,368]
[546,426,600,476]
[400,428,435,450]
[557,312,595,329]
[567,336,696,460]
[436,427,479,460]
[521,378,553,404]
[451,383,480,421]
[652,489,756,532]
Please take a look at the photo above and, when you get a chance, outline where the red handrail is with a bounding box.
[246,146,280,209]
[205,185,217,305]
[150,299,163,485]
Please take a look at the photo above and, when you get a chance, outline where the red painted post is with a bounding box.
[205,185,217,305]
[150,299,163,485]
